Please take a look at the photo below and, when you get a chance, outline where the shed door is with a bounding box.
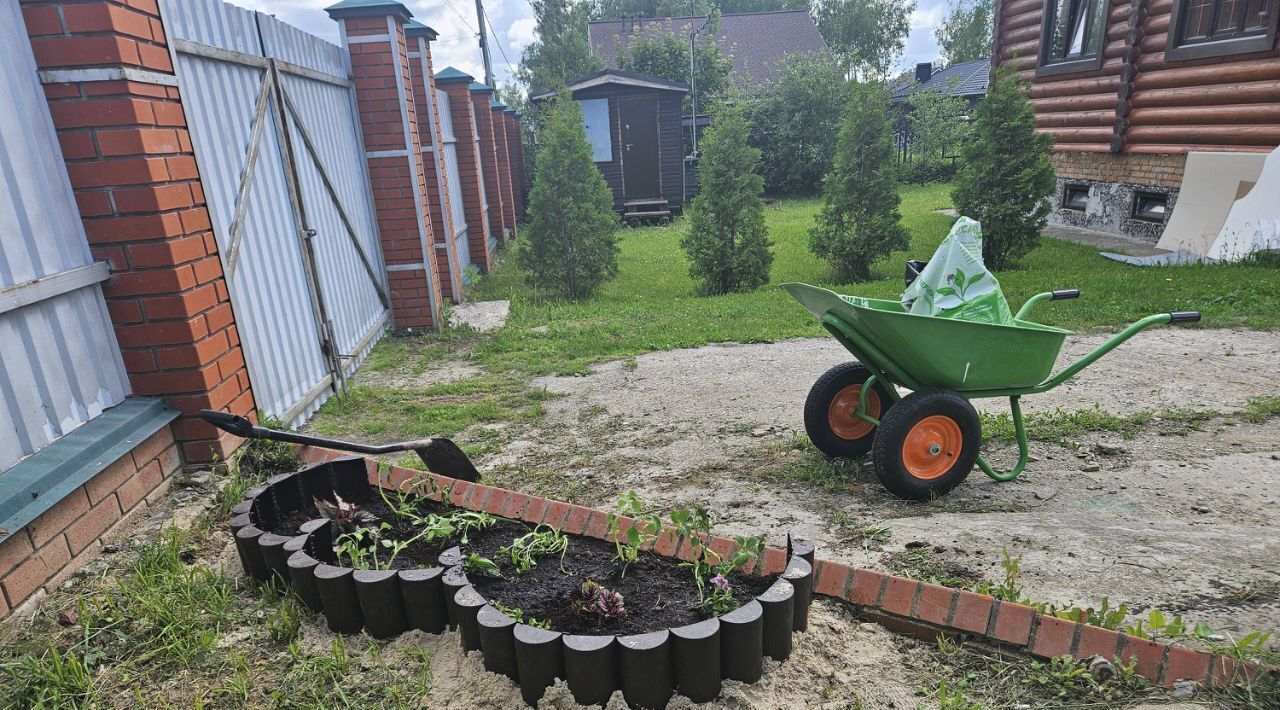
[620,98,660,200]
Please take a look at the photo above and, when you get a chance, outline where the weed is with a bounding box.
[463,553,502,578]
[829,510,892,550]
[1223,577,1280,604]
[2,644,96,708]
[1242,395,1280,424]
[499,524,569,574]
[491,601,550,629]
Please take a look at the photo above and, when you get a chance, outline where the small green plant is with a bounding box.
[605,491,662,577]
[491,601,550,629]
[669,506,763,609]
[334,523,409,571]
[462,553,502,578]
[451,511,497,545]
[697,573,739,617]
[499,524,569,574]
[1242,395,1280,423]
[573,579,626,627]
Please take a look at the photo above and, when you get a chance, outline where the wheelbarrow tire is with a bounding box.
[872,389,980,501]
[804,363,894,459]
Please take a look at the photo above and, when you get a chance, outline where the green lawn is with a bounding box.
[311,182,1279,442]
[467,182,1279,377]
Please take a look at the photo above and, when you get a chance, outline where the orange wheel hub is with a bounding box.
[828,384,881,440]
[901,415,963,480]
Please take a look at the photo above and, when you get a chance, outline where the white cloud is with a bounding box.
[506,17,537,53]
[909,5,944,29]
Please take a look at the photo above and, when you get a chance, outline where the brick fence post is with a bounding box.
[404,21,462,303]
[22,0,255,463]
[436,67,494,272]
[505,109,526,222]
[490,100,518,238]
[328,0,442,330]
[469,82,509,242]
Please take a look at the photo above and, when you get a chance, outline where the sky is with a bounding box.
[230,0,948,87]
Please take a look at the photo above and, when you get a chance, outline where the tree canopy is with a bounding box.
[745,52,849,195]
[517,0,603,94]
[934,0,995,66]
[618,26,732,111]
[813,0,915,80]
[590,0,808,19]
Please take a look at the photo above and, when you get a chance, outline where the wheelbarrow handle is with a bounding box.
[1015,288,1080,320]
[1050,289,1080,300]
[1169,311,1201,323]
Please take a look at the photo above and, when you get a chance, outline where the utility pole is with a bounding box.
[688,0,699,155]
[475,0,495,87]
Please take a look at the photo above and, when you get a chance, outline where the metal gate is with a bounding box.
[161,0,390,426]
[436,89,471,273]
[1,0,130,471]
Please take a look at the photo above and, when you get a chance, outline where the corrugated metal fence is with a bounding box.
[0,2,130,473]
[161,0,390,427]
[436,89,471,273]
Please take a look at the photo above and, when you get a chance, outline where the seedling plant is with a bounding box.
[499,524,569,574]
[605,490,662,577]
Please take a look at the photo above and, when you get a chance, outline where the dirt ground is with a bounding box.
[501,328,1280,639]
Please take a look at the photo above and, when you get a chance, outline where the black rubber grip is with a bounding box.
[1051,289,1080,300]
[1169,311,1201,323]
[198,409,256,437]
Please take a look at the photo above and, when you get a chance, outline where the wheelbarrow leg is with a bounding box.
[975,396,1029,482]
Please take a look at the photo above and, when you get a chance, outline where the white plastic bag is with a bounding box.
[900,217,1014,325]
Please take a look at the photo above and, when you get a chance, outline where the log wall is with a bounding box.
[995,0,1280,155]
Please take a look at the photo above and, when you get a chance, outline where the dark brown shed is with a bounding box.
[532,70,689,224]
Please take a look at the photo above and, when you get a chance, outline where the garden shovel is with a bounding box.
[198,410,481,482]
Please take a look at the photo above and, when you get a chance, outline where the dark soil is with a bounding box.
[465,533,778,636]
[267,484,781,634]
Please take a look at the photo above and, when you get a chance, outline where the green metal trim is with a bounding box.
[0,398,178,543]
[325,0,412,21]
[821,314,924,392]
[434,66,474,83]
[976,396,1029,481]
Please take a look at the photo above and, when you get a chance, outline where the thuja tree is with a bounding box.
[952,63,1055,271]
[519,96,619,299]
[680,104,773,295]
[809,81,908,282]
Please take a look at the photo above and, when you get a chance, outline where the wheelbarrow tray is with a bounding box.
[782,283,1072,391]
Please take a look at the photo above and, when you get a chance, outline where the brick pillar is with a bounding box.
[329,1,442,330]
[490,101,517,238]
[23,0,256,463]
[469,82,509,242]
[505,110,526,221]
[404,22,462,303]
[436,68,494,272]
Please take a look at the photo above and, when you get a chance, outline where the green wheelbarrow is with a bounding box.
[782,282,1201,500]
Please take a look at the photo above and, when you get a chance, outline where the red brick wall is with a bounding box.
[0,427,181,619]
[341,13,442,330]
[440,79,494,271]
[490,105,517,238]
[22,0,255,463]
[406,31,462,303]
[471,88,508,241]
[505,112,526,221]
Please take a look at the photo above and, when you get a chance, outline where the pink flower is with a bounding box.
[710,574,730,591]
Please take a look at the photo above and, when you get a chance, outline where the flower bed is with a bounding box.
[230,457,814,706]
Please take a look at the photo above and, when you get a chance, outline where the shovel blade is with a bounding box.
[414,438,481,482]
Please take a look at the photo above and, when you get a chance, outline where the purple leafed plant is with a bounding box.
[573,579,626,626]
[314,493,379,534]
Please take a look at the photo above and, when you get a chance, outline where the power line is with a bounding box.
[481,6,518,80]
[438,0,476,33]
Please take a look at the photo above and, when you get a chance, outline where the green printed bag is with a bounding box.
[900,217,1014,325]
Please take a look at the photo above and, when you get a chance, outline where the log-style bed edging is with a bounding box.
[229,451,1274,702]
[230,457,814,706]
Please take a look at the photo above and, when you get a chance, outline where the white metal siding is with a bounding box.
[436,89,470,271]
[0,0,129,472]
[164,0,389,426]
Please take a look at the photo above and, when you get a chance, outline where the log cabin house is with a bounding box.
[994,0,1280,241]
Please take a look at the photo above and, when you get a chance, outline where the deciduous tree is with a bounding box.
[934,0,995,66]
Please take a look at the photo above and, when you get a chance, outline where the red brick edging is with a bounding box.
[295,446,1271,693]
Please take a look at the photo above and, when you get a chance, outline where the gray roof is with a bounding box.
[588,11,829,86]
[891,58,990,102]
[530,69,690,101]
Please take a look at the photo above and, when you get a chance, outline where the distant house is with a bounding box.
[891,59,990,109]
[532,70,689,223]
[587,11,829,87]
[993,0,1280,242]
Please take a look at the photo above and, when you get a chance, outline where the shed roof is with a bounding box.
[588,11,829,86]
[890,58,990,102]
[530,69,689,101]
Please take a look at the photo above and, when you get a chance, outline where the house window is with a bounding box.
[1063,184,1090,211]
[1132,191,1168,222]
[577,98,612,163]
[1167,0,1279,60]
[1037,0,1111,76]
